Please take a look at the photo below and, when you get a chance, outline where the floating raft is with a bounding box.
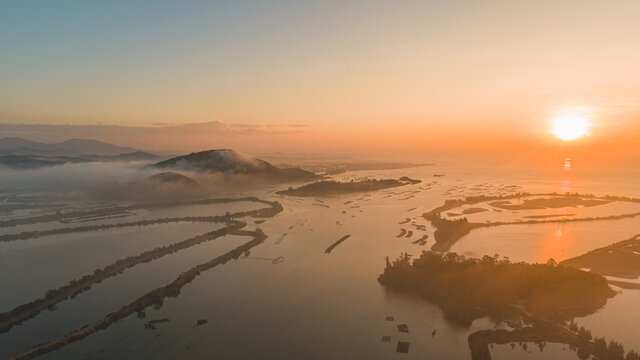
[412,235,429,245]
[397,324,409,333]
[144,318,170,330]
[381,336,391,342]
[396,341,410,353]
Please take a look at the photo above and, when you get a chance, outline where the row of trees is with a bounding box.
[566,320,640,360]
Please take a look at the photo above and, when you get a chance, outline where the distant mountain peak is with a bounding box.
[0,137,138,156]
[152,149,318,182]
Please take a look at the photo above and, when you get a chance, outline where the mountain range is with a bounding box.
[0,137,138,156]
[0,137,159,169]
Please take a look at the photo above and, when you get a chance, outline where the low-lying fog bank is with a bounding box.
[0,161,316,201]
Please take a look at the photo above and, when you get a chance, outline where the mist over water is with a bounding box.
[0,162,156,192]
[2,154,639,359]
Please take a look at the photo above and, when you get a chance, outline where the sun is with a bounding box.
[551,114,589,141]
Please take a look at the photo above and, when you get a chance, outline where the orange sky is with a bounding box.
[1,1,639,160]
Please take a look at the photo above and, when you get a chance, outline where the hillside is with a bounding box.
[0,137,137,156]
[152,149,318,182]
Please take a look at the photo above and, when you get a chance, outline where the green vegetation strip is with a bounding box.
[0,216,228,242]
[277,177,421,197]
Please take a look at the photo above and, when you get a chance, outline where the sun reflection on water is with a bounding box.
[559,157,574,193]
[539,224,575,262]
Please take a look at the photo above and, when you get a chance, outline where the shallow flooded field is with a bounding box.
[451,218,640,264]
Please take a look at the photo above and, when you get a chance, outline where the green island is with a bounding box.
[378,251,615,326]
[377,251,640,360]
[276,177,421,197]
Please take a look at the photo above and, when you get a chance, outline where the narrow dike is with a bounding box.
[0,223,239,333]
[11,227,269,360]
[0,196,276,228]
[0,198,282,337]
[325,235,351,254]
